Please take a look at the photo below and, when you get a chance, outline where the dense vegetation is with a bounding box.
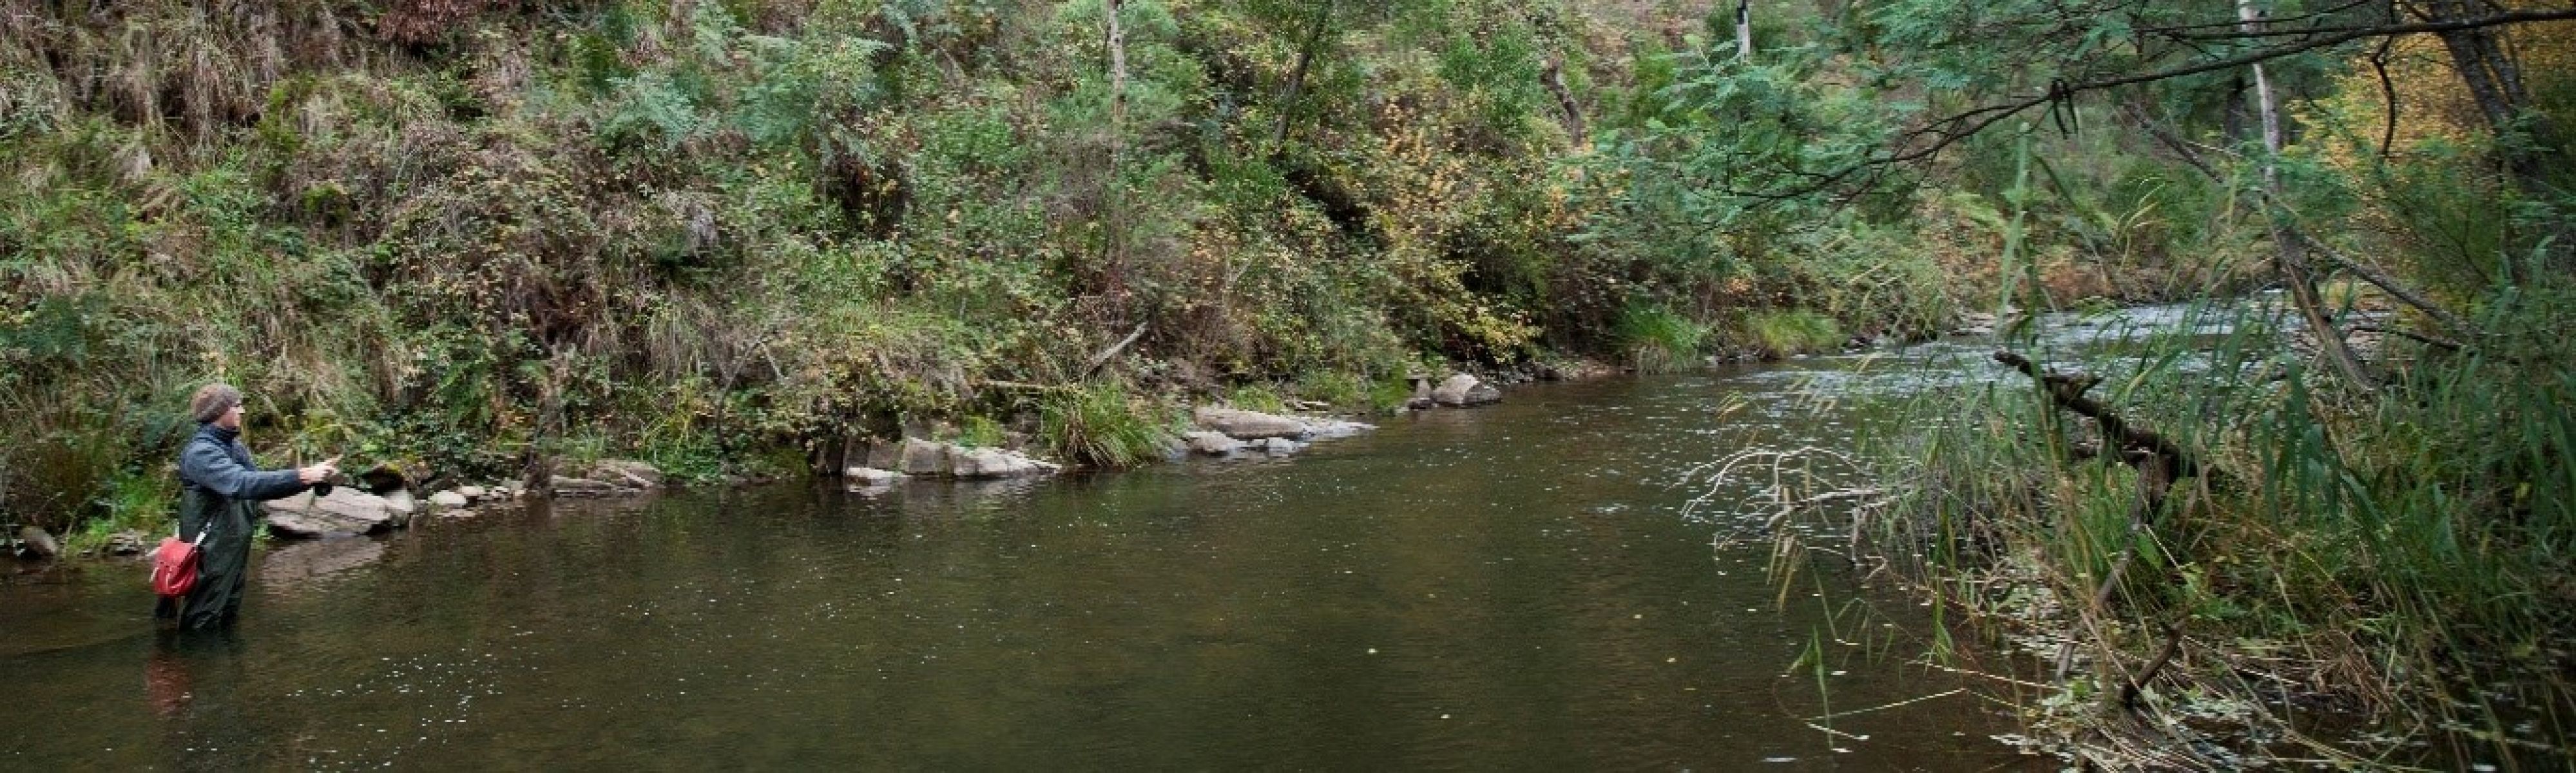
[1655,1,2572,766]
[3,0,2570,763]
[1,0,1807,538]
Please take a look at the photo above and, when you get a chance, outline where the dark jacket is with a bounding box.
[162,424,309,629]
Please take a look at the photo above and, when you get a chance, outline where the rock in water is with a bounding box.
[262,488,405,538]
[457,485,488,500]
[1192,407,1310,440]
[844,467,902,485]
[17,526,59,558]
[1185,431,1245,455]
[1432,374,1501,406]
[427,490,470,508]
[898,439,952,475]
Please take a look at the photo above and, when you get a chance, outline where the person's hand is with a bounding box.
[298,456,341,484]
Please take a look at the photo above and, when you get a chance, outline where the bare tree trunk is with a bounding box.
[2242,0,2374,390]
[1269,0,1335,149]
[1735,0,1754,59]
[1104,0,1129,312]
[1541,57,1587,146]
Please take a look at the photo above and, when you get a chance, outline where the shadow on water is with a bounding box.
[1,366,2057,770]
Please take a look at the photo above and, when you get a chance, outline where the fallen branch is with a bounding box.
[1992,350,2201,480]
[1083,322,1150,377]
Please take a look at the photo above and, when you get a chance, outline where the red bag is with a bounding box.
[149,528,208,599]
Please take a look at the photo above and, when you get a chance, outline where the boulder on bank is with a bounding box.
[1193,407,1309,440]
[427,490,470,508]
[263,488,407,538]
[1432,374,1501,406]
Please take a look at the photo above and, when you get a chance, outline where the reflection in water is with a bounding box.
[256,537,385,593]
[3,372,2046,770]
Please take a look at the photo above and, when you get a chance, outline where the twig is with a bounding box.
[2122,618,2189,709]
[1802,688,1965,721]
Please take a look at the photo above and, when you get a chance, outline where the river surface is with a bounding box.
[0,321,2187,769]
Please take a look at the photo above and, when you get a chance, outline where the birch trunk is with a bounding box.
[2240,0,2374,390]
[1735,0,1754,59]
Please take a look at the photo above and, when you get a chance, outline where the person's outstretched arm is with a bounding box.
[180,441,311,502]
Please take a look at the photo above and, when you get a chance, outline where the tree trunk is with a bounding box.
[2242,0,2374,390]
[1541,57,1587,146]
[1269,0,1335,149]
[1735,0,1754,59]
[1104,0,1129,310]
[2417,0,2565,274]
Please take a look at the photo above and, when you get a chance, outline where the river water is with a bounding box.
[0,336,2133,769]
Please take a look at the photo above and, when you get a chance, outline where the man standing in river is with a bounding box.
[156,383,337,630]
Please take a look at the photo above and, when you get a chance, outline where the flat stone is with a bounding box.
[457,485,488,500]
[950,447,1054,478]
[844,466,902,484]
[1259,437,1303,455]
[549,476,635,497]
[263,488,404,538]
[428,490,470,508]
[1193,407,1310,440]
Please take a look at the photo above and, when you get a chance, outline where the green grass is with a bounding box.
[1739,309,1842,358]
[1039,382,1178,470]
[1611,301,1706,372]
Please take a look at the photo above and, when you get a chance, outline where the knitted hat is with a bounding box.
[189,383,242,424]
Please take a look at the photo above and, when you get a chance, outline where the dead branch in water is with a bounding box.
[1992,350,2202,482]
